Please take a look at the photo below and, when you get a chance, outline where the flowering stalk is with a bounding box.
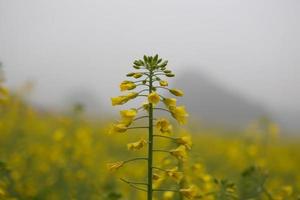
[148,66,154,200]
[108,55,191,200]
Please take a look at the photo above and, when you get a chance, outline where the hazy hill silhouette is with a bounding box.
[173,71,269,128]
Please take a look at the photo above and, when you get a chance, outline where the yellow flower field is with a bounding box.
[0,70,300,200]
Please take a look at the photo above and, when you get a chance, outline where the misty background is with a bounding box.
[0,0,299,130]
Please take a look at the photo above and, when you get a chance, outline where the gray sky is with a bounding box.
[0,0,299,113]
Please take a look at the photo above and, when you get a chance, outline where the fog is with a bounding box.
[0,0,299,128]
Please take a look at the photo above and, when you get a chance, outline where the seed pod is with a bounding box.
[134,60,141,66]
[126,72,135,77]
[153,54,158,63]
[159,61,168,68]
[166,74,175,77]
[143,55,148,62]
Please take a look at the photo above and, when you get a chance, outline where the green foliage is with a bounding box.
[214,179,238,200]
[239,166,268,199]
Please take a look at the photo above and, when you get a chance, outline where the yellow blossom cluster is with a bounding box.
[108,55,194,199]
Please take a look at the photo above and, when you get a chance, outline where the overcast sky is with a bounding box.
[0,0,299,113]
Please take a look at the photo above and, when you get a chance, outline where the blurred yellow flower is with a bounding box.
[148,92,160,105]
[281,185,293,196]
[163,98,177,107]
[107,161,124,171]
[180,185,198,199]
[120,80,136,91]
[156,118,172,134]
[159,80,168,86]
[0,86,8,96]
[170,106,188,124]
[163,191,174,200]
[111,96,128,106]
[170,145,187,161]
[120,109,137,125]
[152,173,161,181]
[166,167,183,183]
[0,188,6,196]
[0,86,8,104]
[176,136,192,150]
[111,92,138,106]
[169,88,184,96]
[109,123,127,134]
[127,139,147,151]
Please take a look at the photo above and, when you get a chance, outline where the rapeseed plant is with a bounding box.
[109,55,191,199]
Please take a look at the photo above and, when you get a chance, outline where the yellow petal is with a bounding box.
[163,98,177,107]
[159,80,168,86]
[148,92,160,105]
[156,118,172,134]
[169,89,184,97]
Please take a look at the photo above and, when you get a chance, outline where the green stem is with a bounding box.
[120,178,147,192]
[127,126,150,129]
[152,166,168,172]
[153,134,177,141]
[153,149,170,153]
[153,189,179,192]
[148,69,154,200]
[133,116,149,121]
[153,107,171,114]
[120,178,148,186]
[124,157,148,164]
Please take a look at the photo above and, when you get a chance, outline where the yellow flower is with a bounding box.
[120,109,137,126]
[111,96,127,106]
[176,136,192,150]
[111,92,138,106]
[169,88,184,96]
[127,92,138,100]
[127,139,147,151]
[152,173,164,189]
[163,191,175,200]
[133,73,143,79]
[163,98,177,107]
[170,106,188,125]
[156,118,172,134]
[180,185,198,199]
[109,123,127,134]
[166,167,183,183]
[107,161,124,171]
[170,145,187,161]
[152,173,161,181]
[148,92,160,105]
[281,185,293,197]
[159,80,168,86]
[0,188,6,196]
[0,86,9,104]
[0,86,8,96]
[120,81,136,91]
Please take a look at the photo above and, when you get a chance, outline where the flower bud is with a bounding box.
[159,80,168,86]
[169,89,184,96]
[165,73,175,77]
[133,73,143,79]
[126,72,135,77]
